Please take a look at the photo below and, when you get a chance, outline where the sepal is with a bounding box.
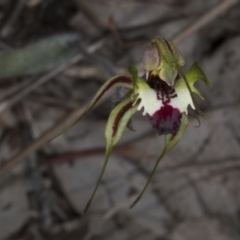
[82,95,139,213]
[59,74,134,137]
[85,74,133,115]
[105,95,139,149]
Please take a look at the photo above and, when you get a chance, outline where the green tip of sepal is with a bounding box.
[177,49,185,66]
[82,149,112,214]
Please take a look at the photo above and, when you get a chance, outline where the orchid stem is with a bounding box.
[129,148,167,209]
[82,147,112,214]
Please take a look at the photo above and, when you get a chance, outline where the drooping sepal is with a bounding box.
[105,95,139,149]
[59,74,134,137]
[85,74,133,115]
[82,95,139,214]
[130,114,188,208]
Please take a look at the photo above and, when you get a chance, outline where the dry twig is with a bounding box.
[172,0,238,44]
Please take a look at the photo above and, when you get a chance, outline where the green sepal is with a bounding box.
[152,37,184,86]
[105,93,139,149]
[164,113,188,152]
[82,94,139,214]
[130,114,188,208]
[175,62,211,99]
[85,74,133,115]
[56,74,134,138]
[154,38,180,67]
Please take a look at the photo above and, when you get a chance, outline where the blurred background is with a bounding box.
[0,0,240,239]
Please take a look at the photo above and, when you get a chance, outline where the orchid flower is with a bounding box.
[79,37,211,213]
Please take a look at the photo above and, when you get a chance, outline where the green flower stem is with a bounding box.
[82,149,111,214]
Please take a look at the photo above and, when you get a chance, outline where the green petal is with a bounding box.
[175,62,211,99]
[130,114,188,208]
[82,94,139,213]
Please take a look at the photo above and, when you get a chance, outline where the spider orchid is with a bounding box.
[79,37,211,213]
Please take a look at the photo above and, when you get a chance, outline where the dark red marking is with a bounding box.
[147,104,182,135]
[147,74,177,104]
[112,101,135,138]
[112,99,140,138]
[163,38,173,54]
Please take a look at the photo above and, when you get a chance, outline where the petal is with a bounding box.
[130,114,188,208]
[136,87,162,116]
[82,95,139,213]
[170,85,194,114]
[132,75,164,116]
[147,104,182,135]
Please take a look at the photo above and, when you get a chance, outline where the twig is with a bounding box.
[186,175,212,217]
[39,129,155,165]
[40,145,154,166]
[0,90,113,176]
[108,16,124,48]
[172,0,238,44]
[28,94,79,110]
